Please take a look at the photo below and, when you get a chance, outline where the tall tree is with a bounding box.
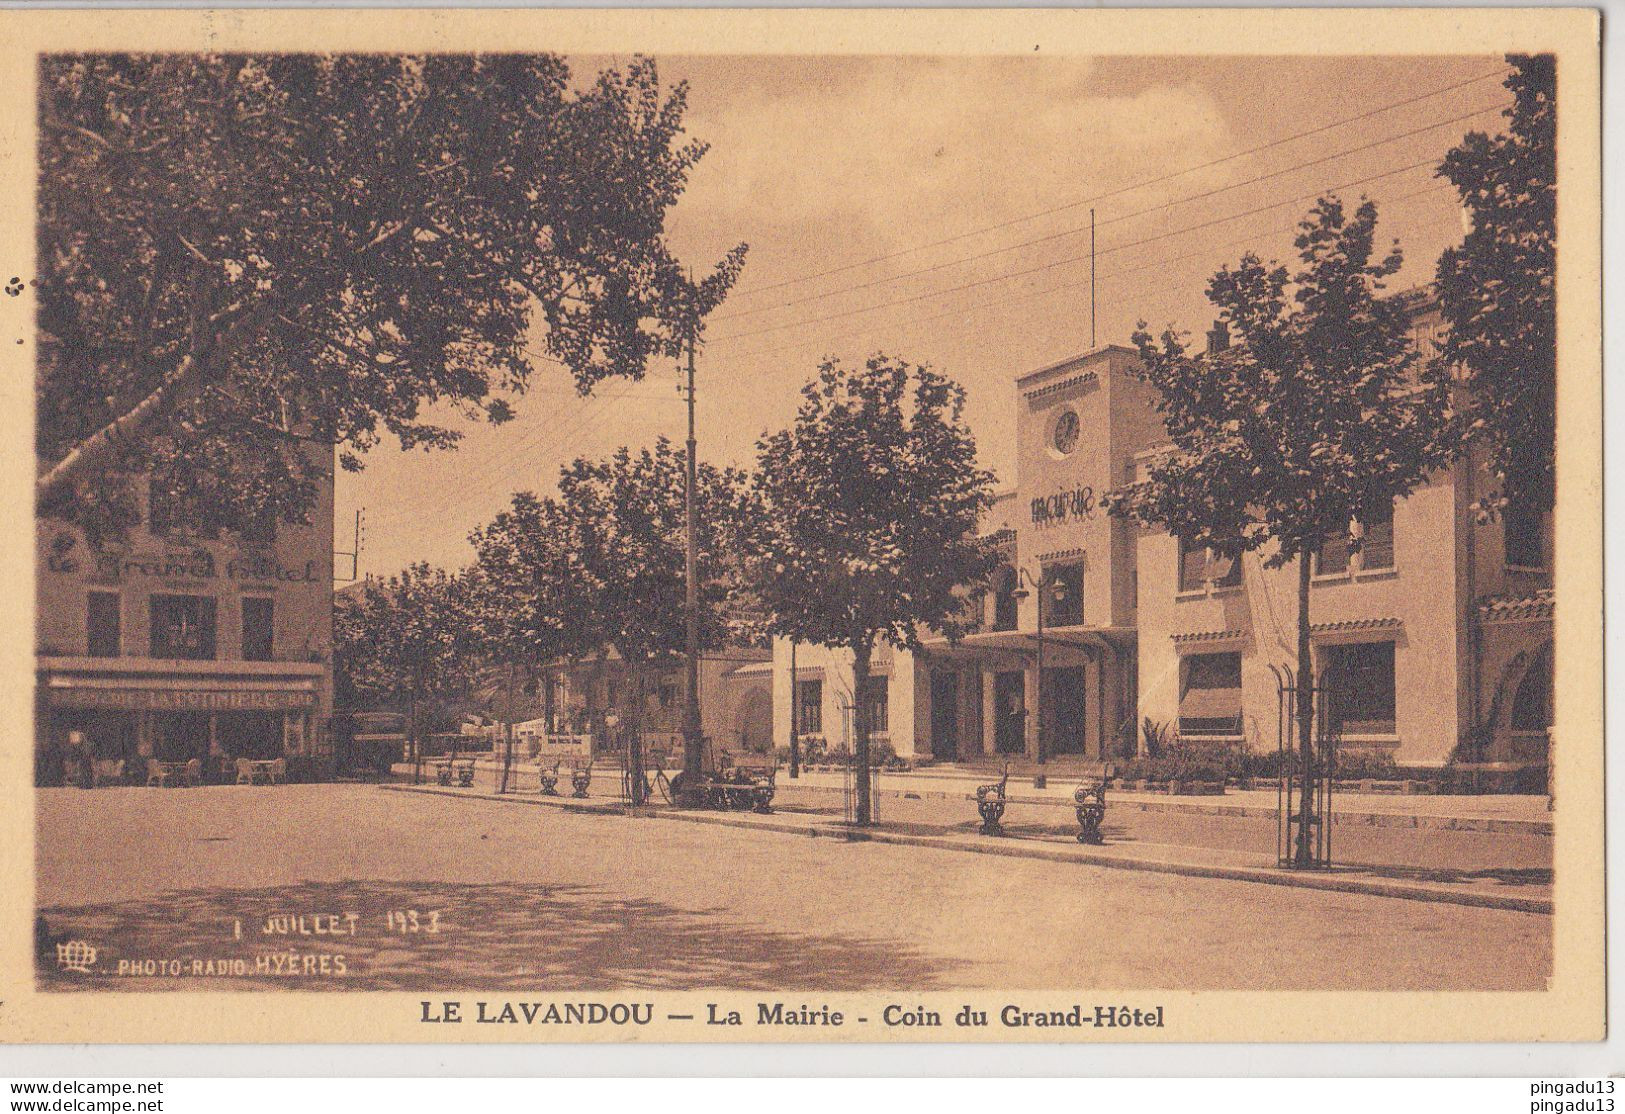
[752,356,999,825]
[333,563,479,769]
[1104,198,1457,867]
[1435,53,1557,514]
[466,491,604,728]
[552,437,763,780]
[37,53,745,540]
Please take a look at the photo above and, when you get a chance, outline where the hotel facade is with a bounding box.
[35,456,336,784]
[774,299,1554,770]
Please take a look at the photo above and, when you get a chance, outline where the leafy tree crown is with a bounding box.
[1104,196,1459,567]
[1435,53,1556,513]
[751,355,1000,653]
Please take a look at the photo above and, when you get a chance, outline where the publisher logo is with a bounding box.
[55,939,98,973]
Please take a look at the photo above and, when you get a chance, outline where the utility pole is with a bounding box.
[681,325,704,789]
[789,641,800,779]
[334,508,364,584]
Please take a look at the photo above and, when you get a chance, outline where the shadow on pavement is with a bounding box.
[37,879,963,993]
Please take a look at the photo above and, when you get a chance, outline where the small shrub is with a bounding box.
[1336,749,1399,780]
[1141,717,1173,759]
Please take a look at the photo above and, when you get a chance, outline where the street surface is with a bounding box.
[36,784,1550,992]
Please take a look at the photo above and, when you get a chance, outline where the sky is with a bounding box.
[340,52,1508,578]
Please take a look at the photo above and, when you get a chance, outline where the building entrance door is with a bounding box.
[929,670,959,760]
[994,671,1026,756]
[1046,666,1088,756]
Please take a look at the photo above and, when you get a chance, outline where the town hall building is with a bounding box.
[773,292,1554,772]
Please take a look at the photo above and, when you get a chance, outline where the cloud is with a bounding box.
[671,56,1238,262]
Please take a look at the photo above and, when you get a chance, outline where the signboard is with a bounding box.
[44,534,318,586]
[88,552,320,585]
[47,687,316,711]
[1030,485,1096,527]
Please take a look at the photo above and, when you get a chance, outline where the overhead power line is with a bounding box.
[722,178,1456,366]
[720,66,1511,304]
[710,98,1507,335]
[708,144,1464,350]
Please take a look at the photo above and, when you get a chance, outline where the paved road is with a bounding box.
[36,785,1550,993]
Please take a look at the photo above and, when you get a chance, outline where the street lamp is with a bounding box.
[1011,566,1069,785]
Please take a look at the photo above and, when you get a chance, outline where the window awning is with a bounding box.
[1179,687,1243,720]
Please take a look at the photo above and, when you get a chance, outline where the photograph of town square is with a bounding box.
[33,47,1564,996]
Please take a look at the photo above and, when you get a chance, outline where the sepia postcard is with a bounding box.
[0,7,1603,1045]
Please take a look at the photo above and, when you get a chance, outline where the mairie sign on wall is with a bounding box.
[1030,486,1096,526]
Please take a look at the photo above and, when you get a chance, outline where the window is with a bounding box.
[1179,651,1243,737]
[86,592,120,658]
[1183,651,1242,693]
[1322,640,1397,736]
[1504,502,1545,569]
[1044,563,1084,626]
[1316,527,1352,576]
[241,597,274,661]
[992,569,1018,631]
[795,679,823,736]
[1358,504,1394,571]
[860,675,889,735]
[1178,535,1207,592]
[1180,536,1242,590]
[150,594,216,660]
[1317,506,1393,576]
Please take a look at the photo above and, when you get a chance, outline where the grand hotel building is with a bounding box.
[34,452,335,784]
[773,296,1554,770]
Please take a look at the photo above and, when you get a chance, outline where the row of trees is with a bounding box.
[336,356,1001,819]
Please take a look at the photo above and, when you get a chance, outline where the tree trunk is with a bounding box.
[1295,553,1316,867]
[408,693,421,786]
[499,662,517,795]
[627,667,647,806]
[538,663,553,734]
[852,641,874,826]
[788,642,800,779]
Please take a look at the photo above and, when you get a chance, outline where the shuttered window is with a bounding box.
[1179,652,1243,738]
[86,592,120,658]
[1324,641,1397,736]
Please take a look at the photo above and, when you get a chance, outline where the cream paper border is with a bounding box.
[0,7,1602,1045]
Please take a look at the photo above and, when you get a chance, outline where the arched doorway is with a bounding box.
[732,685,774,754]
[1508,642,1553,760]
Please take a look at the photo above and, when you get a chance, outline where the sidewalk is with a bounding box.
[380,769,1553,915]
[403,758,1554,834]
